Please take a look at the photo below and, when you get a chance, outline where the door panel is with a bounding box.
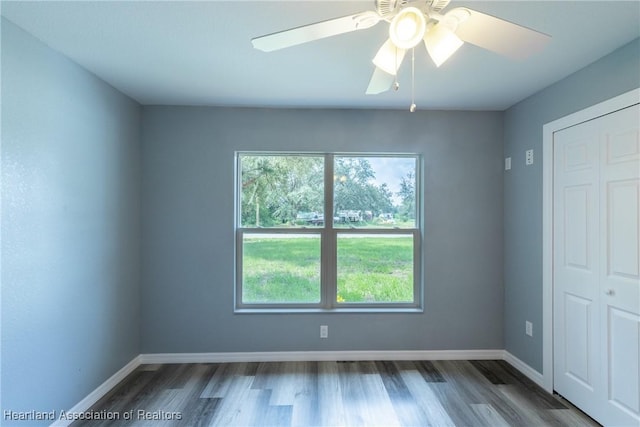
[563,185,591,270]
[607,180,639,279]
[606,126,639,164]
[607,307,640,418]
[563,293,593,388]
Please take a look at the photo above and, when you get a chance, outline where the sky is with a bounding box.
[364,156,416,206]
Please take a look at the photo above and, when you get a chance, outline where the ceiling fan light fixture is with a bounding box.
[389,7,427,49]
[252,2,551,97]
[424,23,463,67]
[372,38,406,75]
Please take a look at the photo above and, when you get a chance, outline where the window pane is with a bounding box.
[240,155,324,228]
[336,234,414,303]
[333,156,416,229]
[242,233,321,303]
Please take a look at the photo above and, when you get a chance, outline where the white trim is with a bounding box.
[50,355,142,427]
[541,88,640,394]
[139,349,504,364]
[503,351,545,388]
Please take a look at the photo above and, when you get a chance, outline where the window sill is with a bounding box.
[234,307,424,314]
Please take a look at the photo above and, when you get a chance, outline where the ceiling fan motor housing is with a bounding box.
[376,0,400,19]
[427,0,452,13]
[376,0,451,19]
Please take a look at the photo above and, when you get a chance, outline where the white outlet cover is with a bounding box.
[320,325,328,338]
[525,149,534,165]
[505,157,512,170]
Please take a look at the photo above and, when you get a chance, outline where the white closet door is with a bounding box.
[598,104,639,427]
[553,116,601,417]
[554,103,639,426]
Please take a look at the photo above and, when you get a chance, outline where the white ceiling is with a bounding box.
[2,0,639,110]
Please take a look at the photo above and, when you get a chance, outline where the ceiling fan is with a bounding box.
[251,0,551,97]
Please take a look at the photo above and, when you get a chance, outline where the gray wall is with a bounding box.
[141,107,504,353]
[503,37,640,372]
[1,18,141,422]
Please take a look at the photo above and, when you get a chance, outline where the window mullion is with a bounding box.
[323,154,336,309]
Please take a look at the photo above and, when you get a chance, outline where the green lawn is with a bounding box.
[242,235,413,304]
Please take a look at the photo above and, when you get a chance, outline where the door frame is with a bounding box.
[541,88,640,393]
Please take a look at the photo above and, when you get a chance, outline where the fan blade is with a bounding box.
[372,39,407,75]
[252,11,381,52]
[424,22,464,67]
[452,7,550,60]
[366,67,395,95]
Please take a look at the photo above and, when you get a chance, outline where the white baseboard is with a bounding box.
[139,349,504,364]
[50,355,142,427]
[503,351,545,388]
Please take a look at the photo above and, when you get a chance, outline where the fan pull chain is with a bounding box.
[393,46,399,91]
[410,47,416,112]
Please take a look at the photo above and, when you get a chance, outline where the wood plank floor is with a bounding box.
[71,360,600,427]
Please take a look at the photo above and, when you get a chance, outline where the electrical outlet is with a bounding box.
[505,157,512,171]
[525,321,533,337]
[525,149,534,166]
[320,325,328,339]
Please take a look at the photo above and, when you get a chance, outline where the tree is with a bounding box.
[241,156,323,226]
[334,157,394,217]
[241,155,395,226]
[397,171,415,220]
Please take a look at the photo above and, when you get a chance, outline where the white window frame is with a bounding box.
[235,152,423,312]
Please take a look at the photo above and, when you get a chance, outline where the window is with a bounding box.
[236,153,421,311]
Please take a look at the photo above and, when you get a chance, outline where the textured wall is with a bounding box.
[141,107,504,354]
[503,37,640,372]
[1,18,141,422]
